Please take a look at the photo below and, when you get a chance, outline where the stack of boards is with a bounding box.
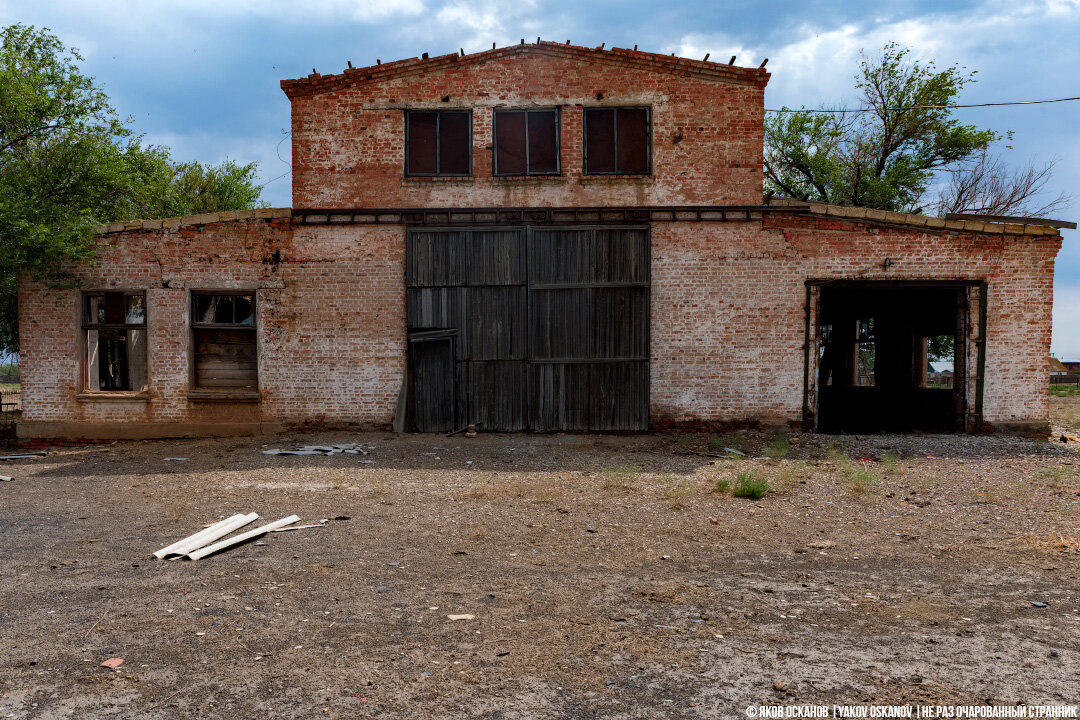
[154,513,302,561]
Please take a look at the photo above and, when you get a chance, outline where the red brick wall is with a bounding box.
[650,214,1059,430]
[18,217,406,436]
[18,214,1058,438]
[287,51,766,209]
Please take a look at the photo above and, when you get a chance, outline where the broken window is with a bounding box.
[493,109,560,175]
[191,292,258,391]
[584,107,650,174]
[83,291,147,392]
[917,334,955,388]
[405,110,472,176]
[854,318,876,387]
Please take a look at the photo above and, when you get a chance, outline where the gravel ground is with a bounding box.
[1,401,1079,719]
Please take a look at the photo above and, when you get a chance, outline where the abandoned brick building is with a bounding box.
[16,42,1066,441]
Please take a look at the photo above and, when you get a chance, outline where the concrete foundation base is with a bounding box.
[17,421,286,442]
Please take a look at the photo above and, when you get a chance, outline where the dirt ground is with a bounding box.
[2,402,1080,719]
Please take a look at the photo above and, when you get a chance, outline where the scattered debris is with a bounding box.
[687,449,744,459]
[1030,601,1049,608]
[164,457,188,462]
[447,423,481,438]
[84,610,108,638]
[262,443,369,456]
[0,452,48,460]
[188,515,301,560]
[154,513,259,559]
[270,522,327,532]
[0,475,12,482]
[447,614,475,621]
[100,658,123,670]
[1060,434,1078,443]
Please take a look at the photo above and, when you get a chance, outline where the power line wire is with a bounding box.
[766,96,1080,113]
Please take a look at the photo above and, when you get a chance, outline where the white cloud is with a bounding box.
[1053,285,1080,359]
[666,0,1080,108]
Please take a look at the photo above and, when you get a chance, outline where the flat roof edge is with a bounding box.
[769,197,1064,237]
[94,208,292,236]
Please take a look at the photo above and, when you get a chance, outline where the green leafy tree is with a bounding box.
[765,43,1000,212]
[141,157,268,219]
[0,24,265,354]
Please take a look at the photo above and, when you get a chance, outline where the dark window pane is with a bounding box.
[438,111,470,175]
[438,111,473,175]
[86,295,104,324]
[407,112,438,175]
[195,294,214,323]
[215,295,235,324]
[235,295,254,325]
[528,110,558,174]
[584,108,615,174]
[495,111,527,175]
[99,330,129,390]
[125,294,146,325]
[103,292,125,324]
[616,108,649,173]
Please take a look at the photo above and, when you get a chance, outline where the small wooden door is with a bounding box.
[408,331,456,432]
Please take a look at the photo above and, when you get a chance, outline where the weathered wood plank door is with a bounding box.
[406,226,649,431]
[528,227,650,431]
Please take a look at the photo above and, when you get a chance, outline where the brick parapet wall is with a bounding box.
[288,51,765,209]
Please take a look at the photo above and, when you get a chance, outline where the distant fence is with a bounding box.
[1051,374,1080,386]
[0,389,19,412]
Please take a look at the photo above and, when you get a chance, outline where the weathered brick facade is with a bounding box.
[284,43,767,209]
[16,43,1062,440]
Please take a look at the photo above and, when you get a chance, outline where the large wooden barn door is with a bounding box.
[527,227,650,431]
[406,226,649,432]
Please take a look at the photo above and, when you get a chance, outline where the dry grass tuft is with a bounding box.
[1020,534,1080,554]
[601,463,641,490]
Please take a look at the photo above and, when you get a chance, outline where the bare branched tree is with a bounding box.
[931,151,1071,218]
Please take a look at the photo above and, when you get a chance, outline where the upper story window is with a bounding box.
[493,109,560,176]
[191,292,258,391]
[583,107,651,175]
[83,291,147,392]
[405,110,472,177]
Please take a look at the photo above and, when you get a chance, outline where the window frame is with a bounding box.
[81,290,148,393]
[583,106,653,176]
[492,107,562,177]
[404,109,473,178]
[189,290,259,393]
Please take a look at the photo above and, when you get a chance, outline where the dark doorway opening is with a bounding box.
[815,283,969,433]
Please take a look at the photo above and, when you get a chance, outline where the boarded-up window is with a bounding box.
[584,107,650,174]
[191,292,258,390]
[83,291,147,392]
[494,109,560,175]
[406,110,472,176]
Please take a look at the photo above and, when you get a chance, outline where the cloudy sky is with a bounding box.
[2,0,1078,355]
